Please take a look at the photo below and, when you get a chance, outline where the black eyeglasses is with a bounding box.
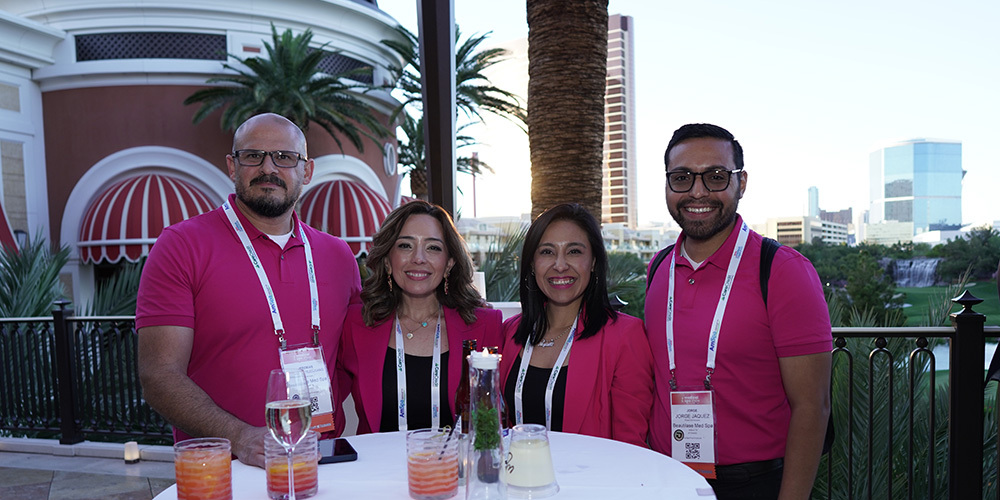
[232,150,307,168]
[667,168,743,193]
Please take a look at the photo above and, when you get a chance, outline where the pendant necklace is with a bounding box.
[539,325,571,347]
[402,313,433,339]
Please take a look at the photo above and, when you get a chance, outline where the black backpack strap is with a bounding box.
[758,237,781,305]
[646,244,675,292]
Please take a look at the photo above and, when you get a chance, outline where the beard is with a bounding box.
[668,198,739,241]
[235,173,300,218]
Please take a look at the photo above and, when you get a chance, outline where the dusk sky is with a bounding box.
[377,0,1000,228]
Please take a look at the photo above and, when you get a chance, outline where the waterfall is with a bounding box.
[891,258,942,288]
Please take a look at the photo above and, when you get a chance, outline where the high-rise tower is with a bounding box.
[602,14,637,228]
[808,186,819,217]
[869,139,963,235]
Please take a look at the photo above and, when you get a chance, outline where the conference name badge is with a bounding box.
[670,390,717,479]
[280,345,336,432]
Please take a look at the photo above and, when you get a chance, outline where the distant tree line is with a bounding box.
[795,225,1000,286]
[930,226,1000,281]
[791,225,999,327]
[511,226,1000,326]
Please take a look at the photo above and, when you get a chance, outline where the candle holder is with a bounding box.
[467,349,505,499]
[124,441,140,464]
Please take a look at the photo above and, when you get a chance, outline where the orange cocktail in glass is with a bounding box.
[406,429,459,500]
[173,438,232,500]
[264,429,319,499]
[266,454,319,499]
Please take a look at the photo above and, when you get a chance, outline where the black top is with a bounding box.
[380,347,453,432]
[503,354,568,431]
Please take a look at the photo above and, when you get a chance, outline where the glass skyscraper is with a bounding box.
[869,139,963,234]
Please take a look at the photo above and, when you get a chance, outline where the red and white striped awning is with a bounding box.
[79,174,215,264]
[299,180,391,257]
[398,195,419,207]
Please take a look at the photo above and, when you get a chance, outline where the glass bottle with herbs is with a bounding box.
[467,349,505,499]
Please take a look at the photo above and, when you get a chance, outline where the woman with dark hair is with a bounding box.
[338,200,503,433]
[499,203,654,447]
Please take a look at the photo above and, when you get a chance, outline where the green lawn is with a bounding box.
[898,281,1000,326]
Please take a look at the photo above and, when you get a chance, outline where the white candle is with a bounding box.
[470,348,499,369]
[124,441,140,464]
[505,438,556,487]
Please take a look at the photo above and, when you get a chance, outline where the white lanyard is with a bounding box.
[665,222,749,390]
[222,200,321,349]
[514,314,579,430]
[393,311,443,431]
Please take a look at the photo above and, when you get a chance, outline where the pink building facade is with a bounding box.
[0,0,405,306]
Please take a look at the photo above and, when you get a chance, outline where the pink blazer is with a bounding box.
[499,313,654,448]
[338,304,503,434]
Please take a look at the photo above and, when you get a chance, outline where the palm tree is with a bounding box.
[526,0,608,220]
[398,113,492,199]
[184,25,388,152]
[0,233,69,318]
[383,25,525,198]
[479,226,527,303]
[383,25,527,127]
[80,260,144,316]
[606,252,646,317]
[0,233,146,318]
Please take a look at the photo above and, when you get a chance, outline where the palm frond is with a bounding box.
[79,260,144,316]
[381,25,527,131]
[0,232,70,317]
[183,23,388,152]
[396,114,489,175]
[606,252,646,316]
[920,266,970,326]
[479,226,527,302]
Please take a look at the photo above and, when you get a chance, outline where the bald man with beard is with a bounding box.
[137,113,361,467]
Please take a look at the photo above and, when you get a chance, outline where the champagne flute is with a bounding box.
[266,368,313,500]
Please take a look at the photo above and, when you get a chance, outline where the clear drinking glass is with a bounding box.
[504,424,559,498]
[265,430,319,499]
[406,428,459,500]
[173,437,232,500]
[265,368,313,500]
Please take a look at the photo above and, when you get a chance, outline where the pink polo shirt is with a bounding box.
[136,194,361,441]
[644,216,831,465]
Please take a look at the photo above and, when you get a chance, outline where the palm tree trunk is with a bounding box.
[409,169,429,200]
[527,0,608,220]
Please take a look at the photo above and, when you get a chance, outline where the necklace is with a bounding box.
[538,325,572,348]
[400,311,437,339]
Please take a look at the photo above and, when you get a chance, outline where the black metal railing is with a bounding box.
[0,317,58,433]
[1,302,171,444]
[814,291,999,499]
[2,293,1000,498]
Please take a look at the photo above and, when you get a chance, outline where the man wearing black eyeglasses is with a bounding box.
[644,123,832,500]
[136,113,361,468]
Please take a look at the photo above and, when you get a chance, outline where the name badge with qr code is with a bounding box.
[279,345,336,432]
[670,390,717,479]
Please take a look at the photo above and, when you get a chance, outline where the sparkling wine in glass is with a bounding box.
[266,368,312,500]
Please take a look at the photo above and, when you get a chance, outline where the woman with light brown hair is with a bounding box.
[338,200,503,433]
